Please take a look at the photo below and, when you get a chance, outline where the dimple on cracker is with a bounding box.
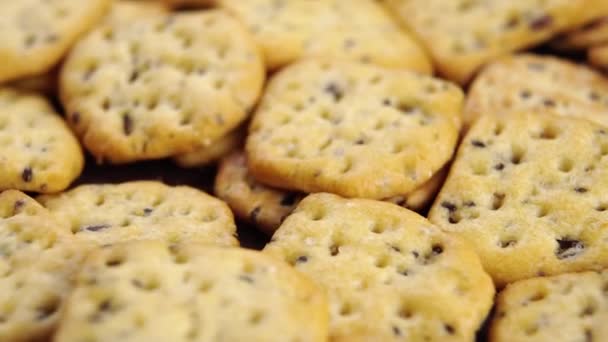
[264,193,494,341]
[215,151,447,235]
[0,190,89,342]
[429,111,608,287]
[0,0,112,83]
[384,0,608,84]
[60,9,265,163]
[465,54,608,128]
[246,59,462,199]
[217,0,432,73]
[54,240,329,342]
[0,87,84,193]
[490,270,608,342]
[38,181,238,247]
[174,126,244,168]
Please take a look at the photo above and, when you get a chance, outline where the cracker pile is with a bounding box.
[2,0,608,340]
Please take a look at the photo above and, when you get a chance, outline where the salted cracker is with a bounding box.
[265,193,494,341]
[246,60,462,199]
[60,10,264,163]
[38,181,238,247]
[54,240,329,342]
[430,111,608,286]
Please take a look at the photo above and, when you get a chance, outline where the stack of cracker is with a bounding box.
[1,0,608,341]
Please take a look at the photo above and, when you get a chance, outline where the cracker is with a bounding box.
[264,193,494,341]
[55,240,329,342]
[465,54,608,128]
[0,88,84,193]
[246,60,462,199]
[589,43,608,72]
[173,126,244,168]
[385,166,448,212]
[60,10,265,163]
[490,270,608,342]
[38,181,238,247]
[215,151,305,235]
[216,151,447,234]
[429,111,608,287]
[217,0,431,73]
[0,0,112,83]
[384,0,608,84]
[0,190,89,341]
[105,1,169,25]
[551,17,608,51]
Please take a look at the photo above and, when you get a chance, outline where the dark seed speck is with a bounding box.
[324,83,344,102]
[123,114,133,135]
[471,140,486,148]
[529,15,553,30]
[239,274,254,284]
[21,167,33,182]
[83,224,111,232]
[441,201,457,212]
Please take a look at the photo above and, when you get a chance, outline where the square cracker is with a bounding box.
[490,270,608,342]
[217,0,432,73]
[264,193,494,341]
[385,0,608,84]
[60,10,264,163]
[0,88,84,193]
[465,54,608,128]
[38,181,239,247]
[429,111,608,287]
[0,190,89,341]
[54,240,329,342]
[246,59,462,199]
[0,0,112,83]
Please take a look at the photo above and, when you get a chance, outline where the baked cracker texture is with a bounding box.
[217,0,432,73]
[385,0,608,84]
[465,54,608,128]
[0,0,112,83]
[38,181,238,247]
[490,270,608,342]
[430,111,608,287]
[0,88,83,193]
[60,9,264,163]
[0,190,89,342]
[54,240,329,342]
[265,193,494,341]
[246,60,462,199]
[216,151,447,235]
